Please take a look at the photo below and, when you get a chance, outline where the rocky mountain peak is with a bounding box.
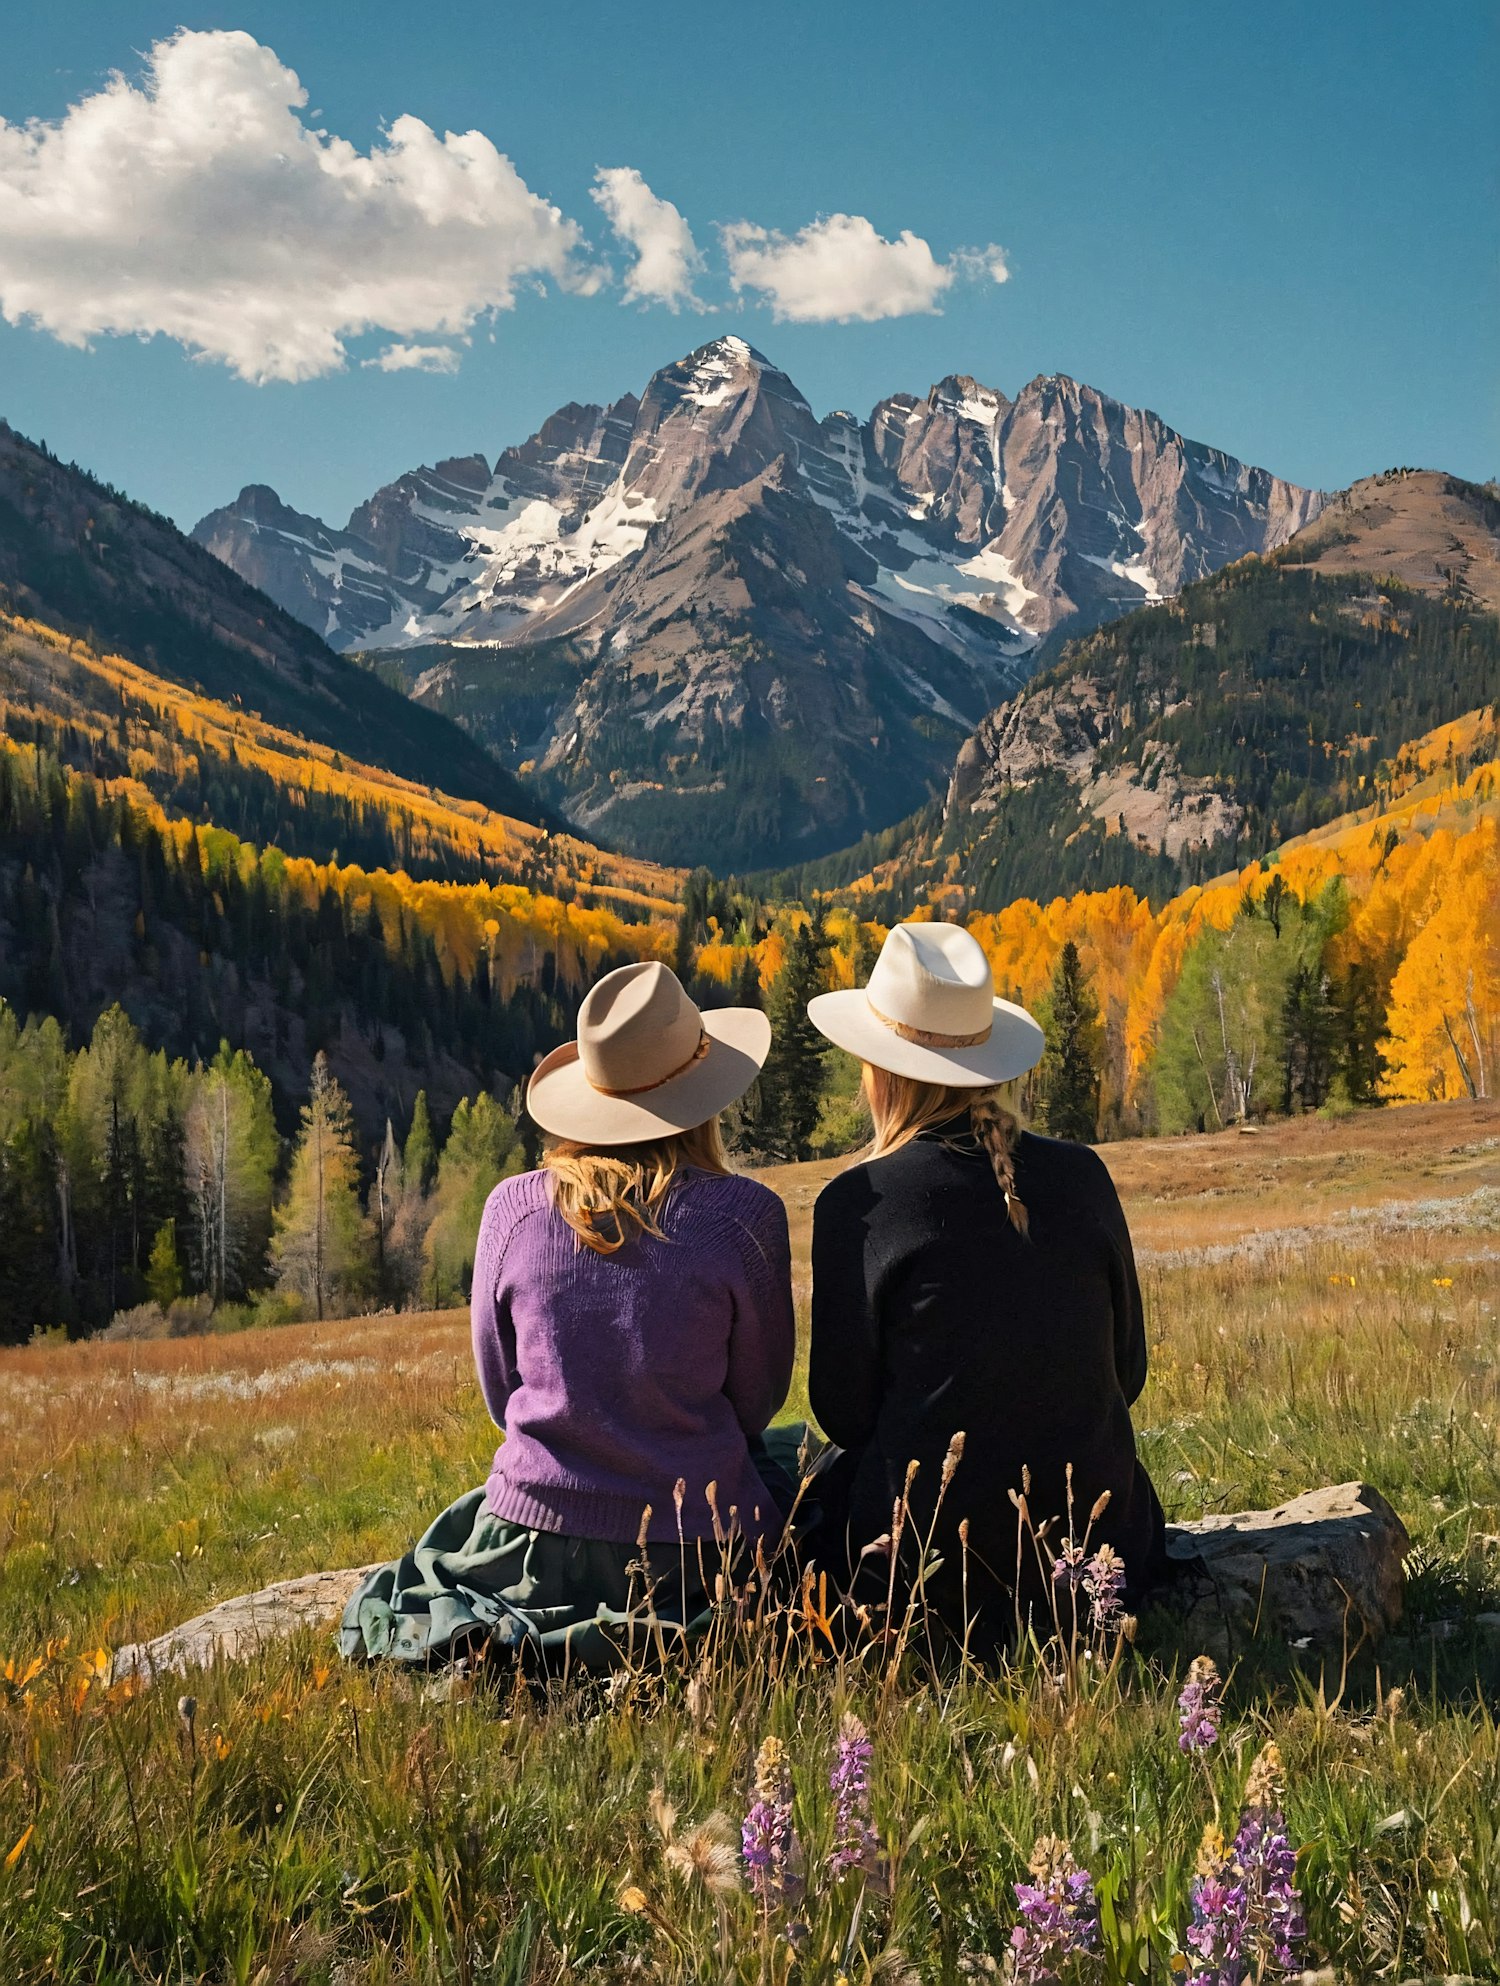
[622,336,818,508]
[189,339,1326,867]
[927,374,1009,427]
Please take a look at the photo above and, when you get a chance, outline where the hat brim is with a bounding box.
[525,1006,771,1146]
[807,988,1044,1088]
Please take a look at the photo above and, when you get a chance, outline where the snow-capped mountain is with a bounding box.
[193,339,1323,868]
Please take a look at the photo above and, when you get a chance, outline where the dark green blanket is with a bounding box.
[341,1424,812,1674]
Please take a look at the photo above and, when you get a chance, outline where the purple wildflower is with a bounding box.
[1080,1544,1126,1629]
[1233,1804,1306,1973]
[1009,1837,1101,1985]
[1178,1655,1222,1754]
[829,1713,878,1877]
[1184,1871,1247,1986]
[1051,1541,1086,1590]
[741,1736,800,1908]
[1185,1747,1305,1985]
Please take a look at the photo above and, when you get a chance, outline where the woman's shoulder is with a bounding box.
[479,1166,551,1232]
[676,1168,787,1234]
[1015,1131,1120,1204]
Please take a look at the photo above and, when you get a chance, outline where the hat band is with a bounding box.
[868,998,993,1050]
[588,1029,711,1098]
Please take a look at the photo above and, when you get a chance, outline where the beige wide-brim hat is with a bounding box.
[526,960,770,1145]
[808,920,1044,1088]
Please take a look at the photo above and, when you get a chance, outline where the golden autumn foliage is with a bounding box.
[5,601,1495,1117]
[0,611,681,919]
[693,748,1500,1120]
[1379,816,1499,1101]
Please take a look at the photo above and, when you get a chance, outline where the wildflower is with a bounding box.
[1009,1835,1101,1985]
[941,1430,967,1488]
[1186,1743,1305,1984]
[1184,1872,1247,1984]
[1432,1276,1453,1288]
[1051,1541,1086,1590]
[1081,1544,1126,1628]
[829,1713,879,1877]
[742,1735,800,1907]
[1231,1804,1305,1974]
[1195,1820,1227,1878]
[1177,1656,1222,1754]
[1242,1741,1283,1811]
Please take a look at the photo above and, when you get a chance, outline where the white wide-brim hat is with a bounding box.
[808,920,1043,1088]
[526,959,770,1145]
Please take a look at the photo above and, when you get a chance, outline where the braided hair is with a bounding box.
[968,1089,1029,1236]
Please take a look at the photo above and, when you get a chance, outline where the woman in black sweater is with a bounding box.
[807,921,1166,1654]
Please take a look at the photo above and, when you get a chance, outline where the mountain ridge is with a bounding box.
[193,337,1323,869]
[0,419,557,831]
[841,471,1500,917]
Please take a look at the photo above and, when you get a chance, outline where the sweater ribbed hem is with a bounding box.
[484,1467,772,1547]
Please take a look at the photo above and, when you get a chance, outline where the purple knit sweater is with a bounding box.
[470,1166,795,1545]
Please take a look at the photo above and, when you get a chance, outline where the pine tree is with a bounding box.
[1037,941,1104,1143]
[145,1219,183,1310]
[750,919,829,1161]
[1280,960,1338,1111]
[272,1053,370,1320]
[403,1090,437,1197]
[423,1092,523,1301]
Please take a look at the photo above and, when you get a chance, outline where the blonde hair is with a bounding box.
[862,1065,1028,1235]
[544,1117,730,1255]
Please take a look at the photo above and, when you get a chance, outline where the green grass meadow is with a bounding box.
[1,1104,1497,1982]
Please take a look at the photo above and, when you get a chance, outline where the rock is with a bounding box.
[1165,1482,1408,1657]
[111,1565,381,1685]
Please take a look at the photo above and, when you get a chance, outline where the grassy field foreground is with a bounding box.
[1,1102,1498,1981]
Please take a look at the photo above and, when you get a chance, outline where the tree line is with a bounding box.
[0,1001,524,1345]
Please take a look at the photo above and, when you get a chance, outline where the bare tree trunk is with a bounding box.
[314,1115,325,1323]
[1464,972,1488,1099]
[1441,1009,1478,1100]
[218,1076,230,1304]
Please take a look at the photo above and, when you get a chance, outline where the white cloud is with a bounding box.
[723,213,1009,324]
[591,166,704,312]
[954,243,1012,286]
[0,29,592,383]
[364,342,463,374]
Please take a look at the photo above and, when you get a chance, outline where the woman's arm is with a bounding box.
[809,1171,882,1450]
[469,1182,521,1428]
[723,1192,796,1438]
[1095,1158,1148,1405]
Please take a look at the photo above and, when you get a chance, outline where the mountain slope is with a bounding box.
[194,338,1321,868]
[1275,468,1500,610]
[0,420,556,828]
[824,473,1500,917]
[0,609,678,913]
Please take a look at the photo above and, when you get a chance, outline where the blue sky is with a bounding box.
[1,1,1494,530]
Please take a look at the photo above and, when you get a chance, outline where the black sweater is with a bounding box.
[809,1123,1164,1642]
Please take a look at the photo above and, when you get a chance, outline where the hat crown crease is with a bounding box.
[577,961,703,1096]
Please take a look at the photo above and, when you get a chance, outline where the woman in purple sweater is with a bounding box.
[341,960,796,1671]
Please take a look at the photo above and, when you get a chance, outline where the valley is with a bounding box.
[0,364,1495,1353]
